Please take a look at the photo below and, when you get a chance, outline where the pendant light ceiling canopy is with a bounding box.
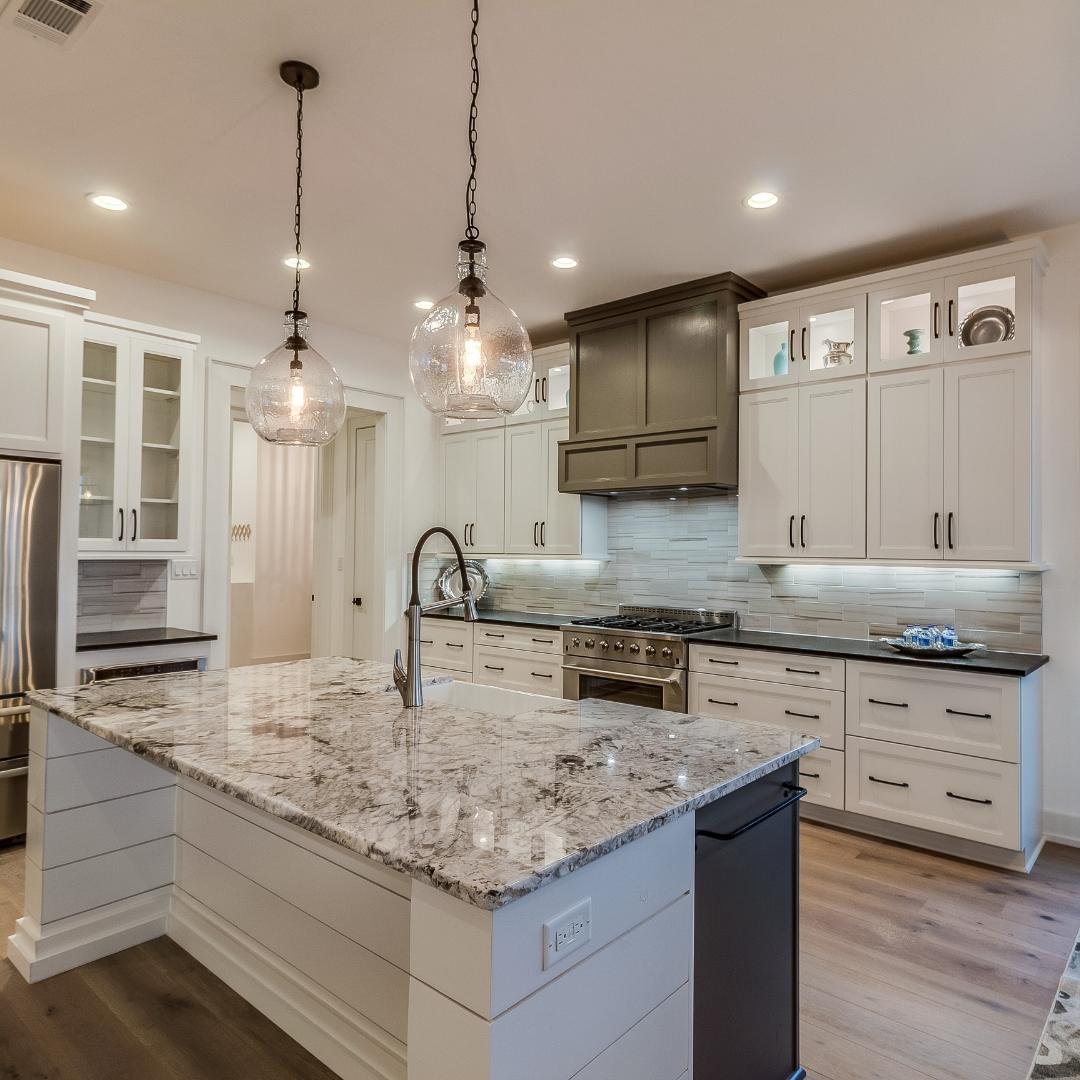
[246,60,346,447]
[408,0,533,420]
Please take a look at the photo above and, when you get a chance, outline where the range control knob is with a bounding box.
[584,638,595,648]
[628,643,640,654]
[661,647,673,659]
[644,644,656,657]
[571,636,580,647]
[613,640,624,651]
[600,640,609,651]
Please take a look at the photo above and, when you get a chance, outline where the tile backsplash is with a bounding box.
[425,495,1043,652]
[77,560,168,634]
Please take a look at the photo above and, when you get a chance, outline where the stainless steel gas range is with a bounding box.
[561,606,738,712]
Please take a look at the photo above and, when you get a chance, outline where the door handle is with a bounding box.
[789,514,795,549]
[801,326,807,361]
[696,785,807,842]
[800,515,806,548]
[946,791,993,805]
[534,378,540,404]
[947,511,955,550]
[469,523,476,547]
[540,521,546,546]
[131,508,137,541]
[541,376,547,402]
[947,299,955,337]
[868,775,909,788]
[933,511,940,550]
[352,597,363,607]
[933,300,941,339]
[789,328,796,365]
[118,508,125,542]
[533,521,539,547]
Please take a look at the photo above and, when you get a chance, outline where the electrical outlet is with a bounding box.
[542,898,592,970]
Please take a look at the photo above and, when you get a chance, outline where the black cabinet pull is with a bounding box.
[800,515,806,548]
[484,632,505,638]
[483,664,504,671]
[801,326,807,361]
[707,698,739,707]
[530,671,553,679]
[131,508,137,541]
[947,511,954,550]
[708,658,739,666]
[541,376,547,402]
[446,642,464,649]
[933,300,941,339]
[868,697,909,708]
[789,514,795,548]
[540,521,546,546]
[697,786,807,843]
[946,790,993,805]
[933,511,940,550]
[868,775,909,788]
[947,298,955,336]
[533,521,539,547]
[785,666,820,675]
[534,378,540,404]
[799,771,821,779]
[784,709,820,720]
[532,637,554,644]
[118,508,125,542]
[945,708,992,719]
[789,328,796,366]
[418,638,434,645]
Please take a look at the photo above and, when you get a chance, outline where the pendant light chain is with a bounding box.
[464,0,480,241]
[292,76,305,321]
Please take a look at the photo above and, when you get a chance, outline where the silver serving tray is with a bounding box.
[959,304,1015,347]
[435,559,489,604]
[881,637,987,659]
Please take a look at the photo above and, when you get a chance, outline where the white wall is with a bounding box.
[1032,223,1080,844]
[0,232,439,655]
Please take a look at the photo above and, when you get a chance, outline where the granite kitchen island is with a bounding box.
[15,657,817,1080]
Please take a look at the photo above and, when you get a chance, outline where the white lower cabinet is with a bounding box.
[473,645,562,697]
[795,748,845,810]
[419,618,473,673]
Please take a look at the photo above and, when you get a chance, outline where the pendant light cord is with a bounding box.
[292,77,305,321]
[464,0,480,241]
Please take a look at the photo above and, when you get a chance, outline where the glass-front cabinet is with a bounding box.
[740,305,799,390]
[507,341,570,424]
[868,276,945,372]
[79,317,196,555]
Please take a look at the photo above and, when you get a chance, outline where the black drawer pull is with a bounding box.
[483,664,505,671]
[446,642,464,649]
[946,790,993,805]
[708,658,739,666]
[799,771,821,779]
[945,708,992,719]
[784,709,820,720]
[868,775,909,788]
[707,698,738,707]
[530,671,553,679]
[419,639,434,645]
[868,698,908,708]
[786,666,821,675]
[697,786,807,843]
[532,637,554,644]
[485,632,505,638]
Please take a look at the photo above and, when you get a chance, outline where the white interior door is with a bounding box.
[867,369,944,559]
[797,380,866,559]
[471,428,505,553]
[504,423,544,553]
[542,419,579,554]
[944,356,1030,561]
[738,388,799,557]
[350,425,376,659]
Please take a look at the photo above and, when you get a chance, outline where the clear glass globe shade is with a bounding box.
[409,253,533,420]
[245,315,346,446]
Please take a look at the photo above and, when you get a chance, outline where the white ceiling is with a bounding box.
[1,0,1078,345]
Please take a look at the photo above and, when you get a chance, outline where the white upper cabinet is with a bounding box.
[79,316,197,556]
[738,388,799,558]
[439,428,505,554]
[740,305,800,391]
[797,380,866,559]
[944,355,1031,562]
[867,368,945,559]
[868,276,946,372]
[944,260,1032,362]
[505,423,545,553]
[797,290,867,383]
[507,343,571,425]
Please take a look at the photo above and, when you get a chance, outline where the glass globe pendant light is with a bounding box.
[408,0,533,419]
[246,61,345,446]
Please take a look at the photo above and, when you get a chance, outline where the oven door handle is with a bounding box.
[564,662,683,687]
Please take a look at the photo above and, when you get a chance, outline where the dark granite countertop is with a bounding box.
[423,609,576,631]
[689,629,1049,678]
[76,627,219,653]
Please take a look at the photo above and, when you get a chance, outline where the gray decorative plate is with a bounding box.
[959,304,1015,347]
[435,559,489,604]
[881,638,987,659]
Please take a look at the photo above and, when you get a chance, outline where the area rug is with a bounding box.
[1029,929,1080,1078]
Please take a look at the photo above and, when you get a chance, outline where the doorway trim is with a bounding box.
[203,360,405,670]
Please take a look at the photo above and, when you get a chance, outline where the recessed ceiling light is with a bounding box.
[87,193,129,212]
[744,191,779,210]
[414,299,435,311]
[551,256,578,269]
[283,256,311,270]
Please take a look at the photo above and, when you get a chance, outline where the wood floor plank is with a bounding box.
[801,1018,939,1080]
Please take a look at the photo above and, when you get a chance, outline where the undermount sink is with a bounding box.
[402,679,552,717]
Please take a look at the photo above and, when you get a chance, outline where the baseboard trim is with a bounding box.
[801,805,1043,873]
[1043,810,1080,849]
[168,887,405,1080]
[6,885,170,983]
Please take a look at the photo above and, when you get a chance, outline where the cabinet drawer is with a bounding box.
[688,673,844,751]
[845,736,1020,849]
[473,623,561,654]
[796,748,845,810]
[689,645,844,690]
[474,646,563,697]
[846,661,1020,762]
[419,619,472,673]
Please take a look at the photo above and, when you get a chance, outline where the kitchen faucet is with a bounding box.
[394,526,478,707]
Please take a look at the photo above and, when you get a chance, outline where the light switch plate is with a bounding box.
[170,560,200,580]
[542,897,592,970]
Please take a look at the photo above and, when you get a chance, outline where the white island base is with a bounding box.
[10,709,694,1080]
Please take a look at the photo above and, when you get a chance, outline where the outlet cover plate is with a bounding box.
[542,897,592,970]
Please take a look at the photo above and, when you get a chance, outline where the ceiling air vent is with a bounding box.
[2,0,101,45]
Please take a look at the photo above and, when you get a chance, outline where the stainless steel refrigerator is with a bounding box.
[0,456,60,842]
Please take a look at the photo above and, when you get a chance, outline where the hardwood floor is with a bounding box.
[1,824,1078,1079]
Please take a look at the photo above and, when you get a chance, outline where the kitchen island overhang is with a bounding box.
[15,657,817,1080]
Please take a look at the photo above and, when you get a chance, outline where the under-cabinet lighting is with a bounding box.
[744,191,779,209]
[87,193,129,212]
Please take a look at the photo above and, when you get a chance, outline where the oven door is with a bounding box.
[562,655,687,712]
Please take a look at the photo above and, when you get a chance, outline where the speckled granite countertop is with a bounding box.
[28,657,817,910]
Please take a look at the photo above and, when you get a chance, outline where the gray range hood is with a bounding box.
[557,272,764,497]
